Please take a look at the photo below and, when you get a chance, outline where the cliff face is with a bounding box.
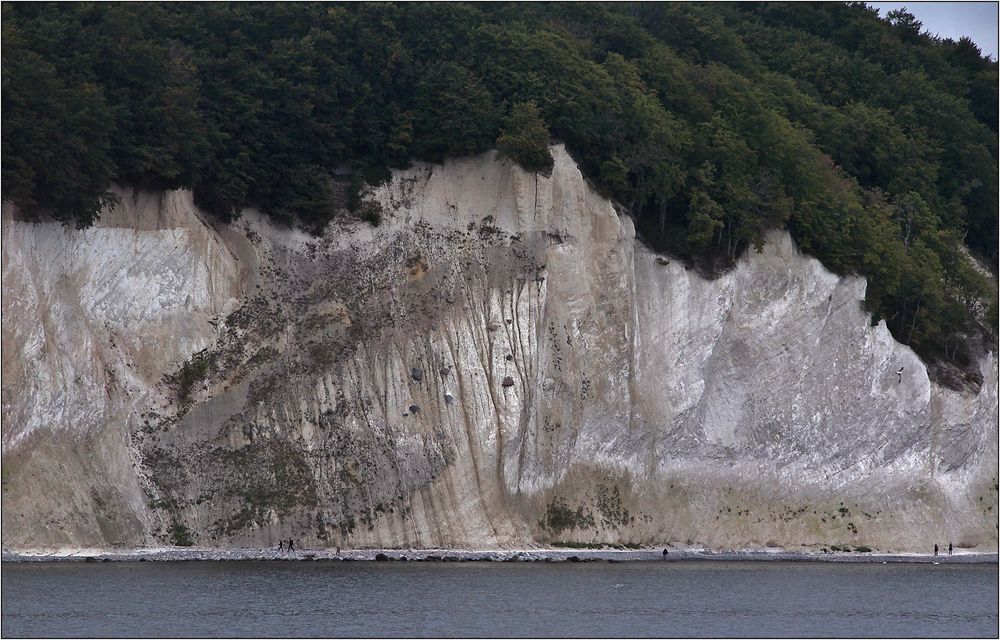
[2,146,997,552]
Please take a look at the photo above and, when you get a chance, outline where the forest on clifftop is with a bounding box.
[2,2,997,385]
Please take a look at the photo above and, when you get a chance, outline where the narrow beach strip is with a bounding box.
[3,547,996,564]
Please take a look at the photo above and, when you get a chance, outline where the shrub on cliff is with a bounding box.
[169,522,194,547]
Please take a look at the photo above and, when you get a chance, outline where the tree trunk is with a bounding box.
[908,301,921,342]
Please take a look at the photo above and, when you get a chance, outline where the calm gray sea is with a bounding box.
[2,560,997,638]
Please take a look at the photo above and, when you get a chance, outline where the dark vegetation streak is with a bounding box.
[1,2,996,387]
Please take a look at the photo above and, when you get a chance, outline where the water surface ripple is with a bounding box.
[2,561,996,638]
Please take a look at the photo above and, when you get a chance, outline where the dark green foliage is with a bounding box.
[2,16,118,227]
[170,351,213,403]
[497,101,553,173]
[542,498,595,533]
[169,522,194,547]
[2,2,996,380]
[409,61,498,162]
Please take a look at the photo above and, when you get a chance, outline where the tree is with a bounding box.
[686,189,724,250]
[599,155,631,201]
[892,192,938,253]
[409,61,498,162]
[885,9,923,42]
[496,101,553,173]
[1,26,117,226]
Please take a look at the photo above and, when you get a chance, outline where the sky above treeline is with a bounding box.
[868,1,999,59]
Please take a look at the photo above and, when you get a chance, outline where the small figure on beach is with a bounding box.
[934,543,938,556]
[278,540,283,551]
[948,542,953,556]
[662,548,669,557]
[288,538,295,552]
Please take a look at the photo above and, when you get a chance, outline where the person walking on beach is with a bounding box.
[278,540,284,552]
[948,542,953,556]
[934,543,938,556]
[288,538,295,552]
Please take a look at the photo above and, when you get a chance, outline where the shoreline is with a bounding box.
[3,547,997,564]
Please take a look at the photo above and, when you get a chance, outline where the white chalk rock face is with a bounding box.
[1,189,248,547]
[2,147,996,553]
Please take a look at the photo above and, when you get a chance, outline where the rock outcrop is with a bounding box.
[2,146,997,552]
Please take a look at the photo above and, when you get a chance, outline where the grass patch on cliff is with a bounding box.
[541,498,595,534]
[209,441,319,537]
[596,483,634,528]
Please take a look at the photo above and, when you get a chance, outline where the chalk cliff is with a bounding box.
[2,146,997,552]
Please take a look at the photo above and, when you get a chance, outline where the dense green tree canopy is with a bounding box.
[2,2,996,383]
[497,101,554,173]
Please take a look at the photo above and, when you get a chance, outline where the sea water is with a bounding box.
[2,560,997,637]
